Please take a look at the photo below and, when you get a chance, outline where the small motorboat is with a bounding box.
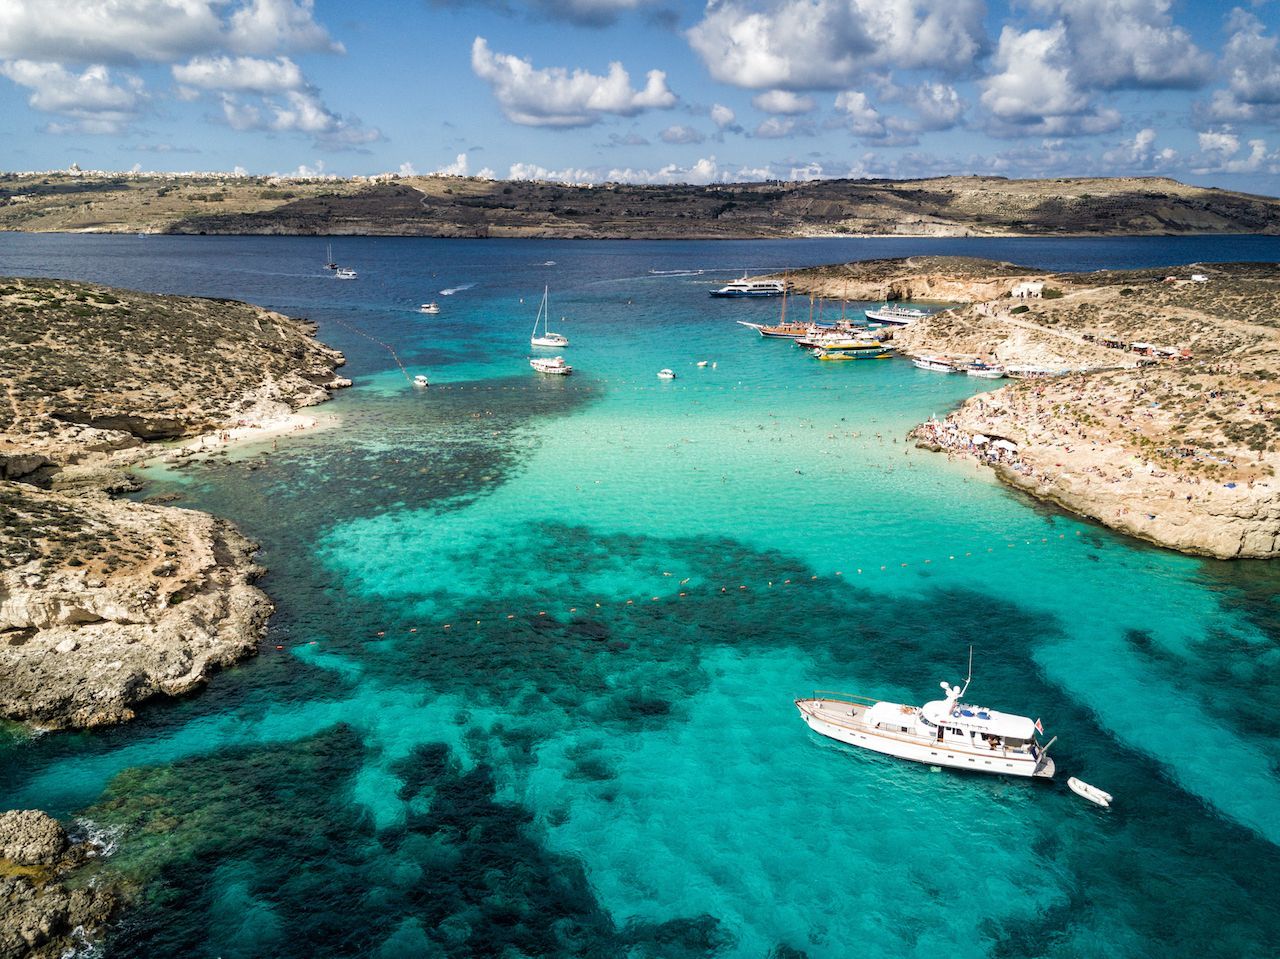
[657,368,676,380]
[419,302,440,314]
[334,267,358,280]
[1068,777,1113,807]
[530,356,572,375]
[413,374,429,388]
[696,360,708,368]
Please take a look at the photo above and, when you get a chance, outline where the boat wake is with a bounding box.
[648,269,706,276]
[439,283,476,295]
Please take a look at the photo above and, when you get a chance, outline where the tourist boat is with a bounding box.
[797,332,880,350]
[324,243,338,271]
[419,302,440,314]
[737,320,815,339]
[530,355,572,375]
[413,374,429,388]
[911,356,957,372]
[710,275,787,297]
[530,286,569,348]
[814,347,893,360]
[1006,366,1067,379]
[795,657,1056,780]
[334,267,358,280]
[865,303,931,325]
[657,368,676,379]
[965,361,1006,379]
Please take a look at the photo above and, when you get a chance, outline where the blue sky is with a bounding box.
[1,1,1279,194]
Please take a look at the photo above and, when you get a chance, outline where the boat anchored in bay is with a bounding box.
[710,275,787,297]
[795,655,1056,779]
[530,286,569,348]
[865,303,932,325]
[530,355,572,375]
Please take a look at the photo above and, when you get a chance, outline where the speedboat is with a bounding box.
[911,356,956,373]
[865,303,931,325]
[696,360,709,368]
[419,302,440,314]
[796,657,1055,780]
[334,267,357,280]
[710,276,787,297]
[413,374,429,388]
[530,355,572,375]
[657,368,676,379]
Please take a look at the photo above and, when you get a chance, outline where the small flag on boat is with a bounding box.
[1034,718,1044,734]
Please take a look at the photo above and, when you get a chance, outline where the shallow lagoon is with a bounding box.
[2,234,1279,958]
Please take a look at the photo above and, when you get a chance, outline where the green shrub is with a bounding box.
[1011,305,1030,315]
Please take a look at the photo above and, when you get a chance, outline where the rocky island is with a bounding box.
[780,257,1280,559]
[3,171,1278,238]
[0,278,348,729]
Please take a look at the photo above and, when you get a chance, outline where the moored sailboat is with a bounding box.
[530,286,569,348]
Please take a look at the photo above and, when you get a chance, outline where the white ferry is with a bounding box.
[795,663,1055,780]
[865,303,931,325]
[710,276,787,298]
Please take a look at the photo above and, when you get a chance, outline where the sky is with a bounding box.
[2,0,1280,194]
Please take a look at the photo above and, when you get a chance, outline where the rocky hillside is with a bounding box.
[0,277,346,483]
[783,257,1280,558]
[0,278,348,729]
[2,172,1277,238]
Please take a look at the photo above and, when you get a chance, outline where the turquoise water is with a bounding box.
[2,235,1279,958]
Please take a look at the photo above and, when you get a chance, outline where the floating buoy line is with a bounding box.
[269,532,1086,650]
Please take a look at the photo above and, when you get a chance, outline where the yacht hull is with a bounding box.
[796,698,1054,779]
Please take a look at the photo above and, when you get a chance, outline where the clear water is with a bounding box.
[1,234,1278,958]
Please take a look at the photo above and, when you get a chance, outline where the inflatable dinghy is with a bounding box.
[1068,777,1113,808]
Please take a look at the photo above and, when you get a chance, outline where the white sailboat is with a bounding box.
[530,286,569,348]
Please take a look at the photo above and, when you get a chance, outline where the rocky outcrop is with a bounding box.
[783,258,1280,560]
[0,483,272,728]
[0,277,347,729]
[0,810,120,959]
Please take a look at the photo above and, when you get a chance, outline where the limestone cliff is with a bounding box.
[0,278,347,728]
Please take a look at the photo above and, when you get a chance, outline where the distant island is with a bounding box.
[776,256,1280,559]
[2,171,1278,238]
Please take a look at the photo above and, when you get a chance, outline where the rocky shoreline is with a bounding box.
[0,810,122,958]
[0,278,348,729]
[782,257,1280,559]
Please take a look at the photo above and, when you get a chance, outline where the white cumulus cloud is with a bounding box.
[752,89,814,114]
[471,36,677,127]
[173,55,304,94]
[661,124,706,144]
[0,59,145,134]
[686,0,986,91]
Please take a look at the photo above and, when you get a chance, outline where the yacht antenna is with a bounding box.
[959,645,973,697]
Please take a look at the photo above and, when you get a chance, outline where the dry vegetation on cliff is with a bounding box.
[0,278,347,729]
[784,257,1280,558]
[3,172,1277,238]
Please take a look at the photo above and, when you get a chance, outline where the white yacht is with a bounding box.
[865,303,930,325]
[657,368,676,379]
[413,374,429,388]
[796,664,1055,780]
[965,361,1006,379]
[419,302,440,314]
[911,355,957,373]
[530,355,572,375]
[334,267,358,280]
[710,276,787,298]
[530,286,569,348]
